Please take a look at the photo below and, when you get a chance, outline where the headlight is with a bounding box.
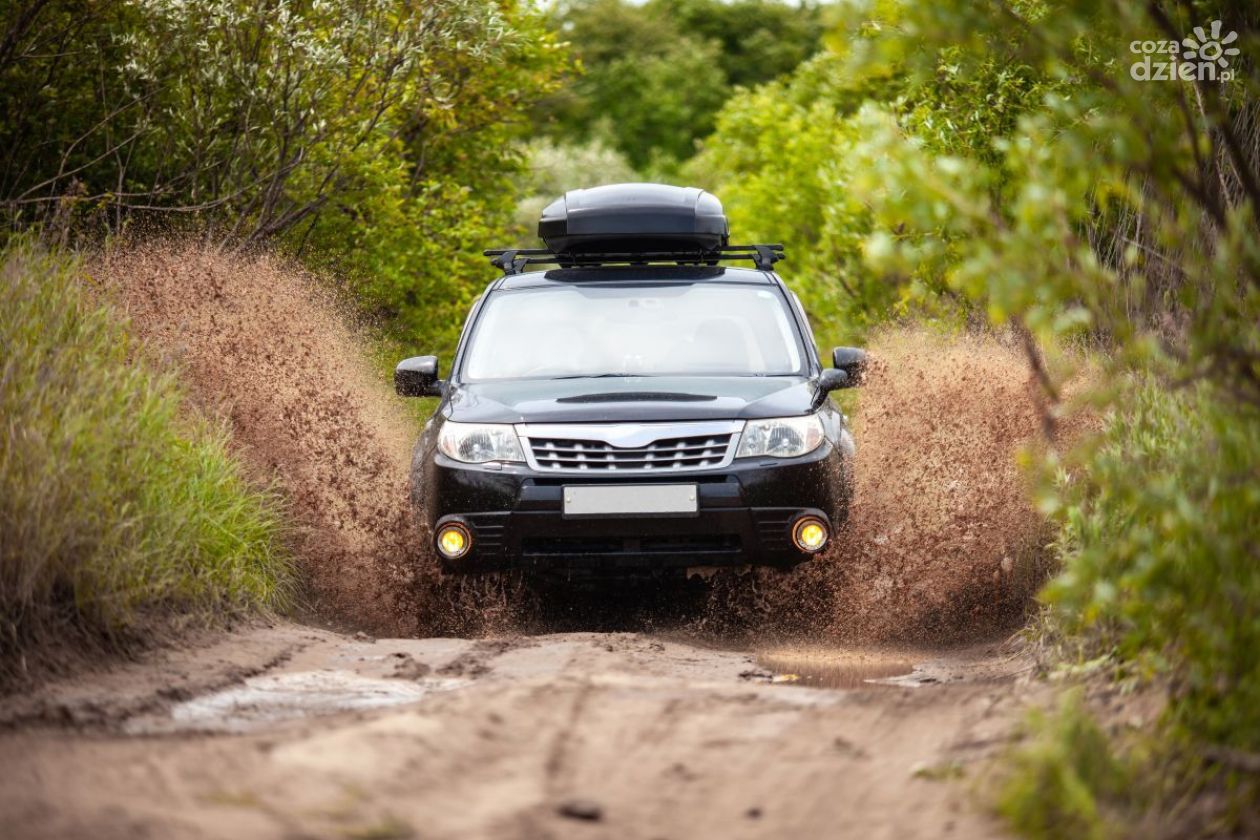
[437,421,524,464]
[736,414,825,459]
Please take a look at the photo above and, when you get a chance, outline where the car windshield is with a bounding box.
[462,283,805,380]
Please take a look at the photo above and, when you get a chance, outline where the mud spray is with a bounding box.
[720,331,1063,644]
[99,243,1066,643]
[96,242,522,637]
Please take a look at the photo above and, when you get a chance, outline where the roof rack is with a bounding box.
[483,244,785,276]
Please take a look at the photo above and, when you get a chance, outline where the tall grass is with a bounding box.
[1,242,289,668]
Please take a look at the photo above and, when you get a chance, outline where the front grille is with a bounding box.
[527,432,734,472]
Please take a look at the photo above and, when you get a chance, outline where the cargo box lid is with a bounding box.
[538,183,729,255]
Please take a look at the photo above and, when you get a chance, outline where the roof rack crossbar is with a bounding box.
[483,244,785,275]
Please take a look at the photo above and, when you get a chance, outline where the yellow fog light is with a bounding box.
[436,523,471,560]
[792,517,829,553]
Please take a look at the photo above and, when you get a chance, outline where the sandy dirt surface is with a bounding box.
[0,621,1035,839]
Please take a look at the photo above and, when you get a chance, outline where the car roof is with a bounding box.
[494,264,776,291]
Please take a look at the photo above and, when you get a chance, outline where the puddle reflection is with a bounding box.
[756,653,913,689]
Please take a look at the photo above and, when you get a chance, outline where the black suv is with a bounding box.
[396,184,866,579]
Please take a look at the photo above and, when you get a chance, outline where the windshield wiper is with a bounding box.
[549,373,642,380]
[557,391,716,403]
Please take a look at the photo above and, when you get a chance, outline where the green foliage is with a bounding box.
[689,5,1054,338]
[695,0,1259,829]
[0,242,289,662]
[537,0,824,171]
[0,0,569,356]
[1043,378,1260,750]
[845,1,1259,393]
[657,0,826,90]
[998,689,1130,840]
[512,138,639,245]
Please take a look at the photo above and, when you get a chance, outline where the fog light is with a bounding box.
[792,517,829,553]
[436,523,471,560]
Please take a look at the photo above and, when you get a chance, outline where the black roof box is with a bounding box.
[538,183,729,255]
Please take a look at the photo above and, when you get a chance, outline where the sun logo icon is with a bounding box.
[1183,20,1241,68]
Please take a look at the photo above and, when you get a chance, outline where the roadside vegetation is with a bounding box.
[0,242,288,675]
[1,0,1257,832]
[1009,377,1260,836]
[531,0,824,173]
[681,0,1259,833]
[0,0,568,356]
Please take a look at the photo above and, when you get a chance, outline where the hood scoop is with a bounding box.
[556,391,716,404]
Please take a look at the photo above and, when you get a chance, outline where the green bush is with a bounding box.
[1043,378,1260,751]
[998,689,1130,840]
[995,377,1260,837]
[536,0,824,172]
[0,243,289,664]
[0,0,568,358]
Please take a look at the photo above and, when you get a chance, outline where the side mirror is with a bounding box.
[819,368,850,393]
[831,346,867,386]
[395,356,442,397]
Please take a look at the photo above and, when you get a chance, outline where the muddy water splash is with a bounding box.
[745,328,1058,643]
[837,328,1052,638]
[95,242,518,636]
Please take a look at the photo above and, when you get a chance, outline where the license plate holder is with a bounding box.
[563,484,698,517]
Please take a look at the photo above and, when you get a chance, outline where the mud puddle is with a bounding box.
[125,670,469,735]
[755,650,914,689]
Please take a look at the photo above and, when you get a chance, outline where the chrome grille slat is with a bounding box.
[531,441,725,456]
[518,422,743,474]
[534,452,728,462]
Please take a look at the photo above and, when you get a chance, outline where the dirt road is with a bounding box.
[0,621,1033,839]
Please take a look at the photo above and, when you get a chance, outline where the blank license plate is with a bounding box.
[563,484,697,516]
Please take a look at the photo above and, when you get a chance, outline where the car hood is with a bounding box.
[444,376,820,424]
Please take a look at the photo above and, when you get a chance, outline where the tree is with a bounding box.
[535,0,823,172]
[0,0,569,351]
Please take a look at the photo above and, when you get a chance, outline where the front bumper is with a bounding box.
[415,441,852,576]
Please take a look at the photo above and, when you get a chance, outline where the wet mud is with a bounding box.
[715,329,1069,645]
[755,650,913,689]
